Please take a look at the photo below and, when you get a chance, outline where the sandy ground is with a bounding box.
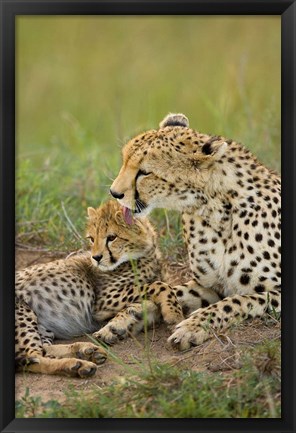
[15,248,281,404]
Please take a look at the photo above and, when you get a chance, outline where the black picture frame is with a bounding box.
[0,1,295,432]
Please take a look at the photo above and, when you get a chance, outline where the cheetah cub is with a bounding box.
[15,200,184,377]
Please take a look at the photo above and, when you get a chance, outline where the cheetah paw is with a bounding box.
[93,325,127,345]
[168,319,210,351]
[74,342,107,365]
[63,359,97,378]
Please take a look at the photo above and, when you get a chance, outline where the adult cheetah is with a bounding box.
[110,113,281,350]
[15,200,184,376]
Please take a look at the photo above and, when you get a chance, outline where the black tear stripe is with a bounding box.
[107,246,117,264]
[135,171,142,182]
[135,169,151,181]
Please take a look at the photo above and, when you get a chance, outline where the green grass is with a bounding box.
[15,17,281,419]
[15,339,281,418]
[16,16,280,252]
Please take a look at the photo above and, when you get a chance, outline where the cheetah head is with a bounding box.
[110,113,228,221]
[86,200,157,271]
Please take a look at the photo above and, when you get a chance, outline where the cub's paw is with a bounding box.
[73,342,107,365]
[168,317,210,351]
[62,359,97,378]
[93,324,128,345]
[93,303,153,345]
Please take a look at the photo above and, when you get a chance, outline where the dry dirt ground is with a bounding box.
[15,248,281,405]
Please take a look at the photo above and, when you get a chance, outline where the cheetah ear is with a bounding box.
[114,209,125,226]
[201,139,228,160]
[87,207,97,219]
[159,113,189,129]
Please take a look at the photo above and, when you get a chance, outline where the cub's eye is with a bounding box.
[86,236,94,243]
[107,234,117,242]
[136,169,152,180]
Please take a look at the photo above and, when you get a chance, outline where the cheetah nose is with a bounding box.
[110,189,124,199]
[92,254,103,263]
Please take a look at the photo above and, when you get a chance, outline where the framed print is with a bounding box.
[0,1,295,432]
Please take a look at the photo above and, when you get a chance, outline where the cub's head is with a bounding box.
[86,200,156,270]
[110,113,228,220]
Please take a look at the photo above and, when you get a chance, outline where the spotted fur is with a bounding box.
[15,200,184,376]
[110,113,281,350]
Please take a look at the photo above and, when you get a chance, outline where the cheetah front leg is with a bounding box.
[139,281,184,325]
[93,281,184,345]
[168,290,281,351]
[21,356,99,377]
[44,342,107,365]
[93,301,160,345]
[173,280,221,316]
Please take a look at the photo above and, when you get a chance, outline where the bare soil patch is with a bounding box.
[15,248,281,405]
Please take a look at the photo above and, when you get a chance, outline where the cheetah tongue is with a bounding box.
[122,206,134,225]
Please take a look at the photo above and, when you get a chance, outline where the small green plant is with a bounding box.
[16,339,281,418]
[15,387,60,418]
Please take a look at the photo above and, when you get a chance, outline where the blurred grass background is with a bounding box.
[16,16,280,251]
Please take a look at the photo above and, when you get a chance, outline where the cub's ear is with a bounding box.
[114,209,125,226]
[201,138,228,160]
[159,113,189,129]
[87,207,97,219]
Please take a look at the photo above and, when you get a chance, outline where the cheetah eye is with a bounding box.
[107,234,117,242]
[136,169,152,180]
[86,236,94,244]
